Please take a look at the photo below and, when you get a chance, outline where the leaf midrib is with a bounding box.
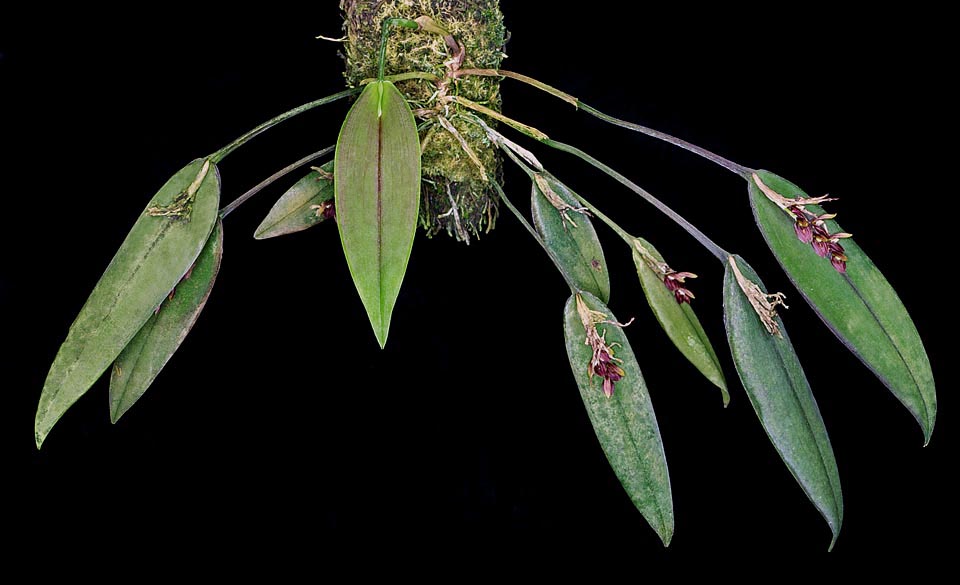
[768,321,842,532]
[377,112,385,332]
[611,374,667,537]
[753,189,930,431]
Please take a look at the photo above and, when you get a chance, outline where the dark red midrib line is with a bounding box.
[377,116,384,324]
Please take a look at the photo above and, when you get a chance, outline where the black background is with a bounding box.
[2,3,952,559]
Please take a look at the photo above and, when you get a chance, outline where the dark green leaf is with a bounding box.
[563,292,673,545]
[723,254,843,548]
[532,174,610,302]
[254,161,335,239]
[335,81,420,348]
[109,220,224,422]
[632,237,727,403]
[749,170,935,443]
[35,159,221,447]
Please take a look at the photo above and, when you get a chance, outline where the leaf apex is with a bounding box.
[658,524,674,548]
[828,529,840,552]
[720,389,731,408]
[375,327,389,350]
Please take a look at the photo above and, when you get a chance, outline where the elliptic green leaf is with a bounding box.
[632,237,727,404]
[532,174,610,303]
[35,159,221,448]
[254,161,335,239]
[334,81,421,348]
[723,254,843,548]
[563,291,674,545]
[749,170,935,443]
[110,220,224,422]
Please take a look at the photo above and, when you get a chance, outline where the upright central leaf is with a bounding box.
[335,81,421,347]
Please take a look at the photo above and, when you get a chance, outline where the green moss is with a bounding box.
[341,0,507,241]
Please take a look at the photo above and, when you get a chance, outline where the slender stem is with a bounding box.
[210,89,359,163]
[379,18,420,81]
[456,68,578,107]
[564,187,635,245]
[489,179,578,293]
[456,68,752,178]
[378,71,441,84]
[579,103,751,178]
[219,146,334,219]
[544,139,730,262]
[450,95,549,141]
[478,109,728,261]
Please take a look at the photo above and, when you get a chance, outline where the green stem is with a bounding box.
[456,68,751,178]
[544,139,730,262]
[210,89,359,163]
[565,189,635,245]
[467,97,730,262]
[379,18,420,81]
[219,146,334,219]
[489,179,578,293]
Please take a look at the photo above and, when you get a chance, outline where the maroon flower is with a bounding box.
[812,226,832,257]
[312,200,336,221]
[829,245,848,273]
[673,287,695,304]
[663,270,697,305]
[592,349,626,398]
[789,206,814,243]
[577,295,632,398]
[753,173,852,274]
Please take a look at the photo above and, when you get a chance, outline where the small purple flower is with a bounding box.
[812,227,832,257]
[577,295,631,398]
[673,287,695,304]
[789,206,814,243]
[828,243,848,273]
[663,270,697,305]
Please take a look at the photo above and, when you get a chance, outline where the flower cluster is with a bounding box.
[663,270,697,304]
[576,295,632,398]
[632,240,698,305]
[752,173,852,274]
[788,205,851,273]
[592,347,625,398]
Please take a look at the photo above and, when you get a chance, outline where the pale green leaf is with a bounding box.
[35,159,221,447]
[109,220,223,422]
[334,81,421,348]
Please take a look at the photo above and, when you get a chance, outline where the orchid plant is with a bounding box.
[32,1,935,550]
